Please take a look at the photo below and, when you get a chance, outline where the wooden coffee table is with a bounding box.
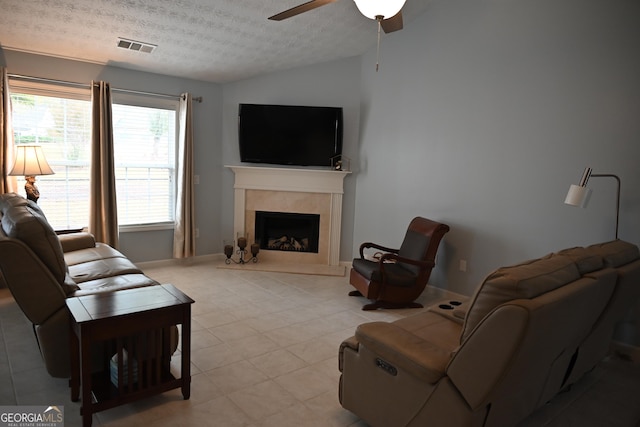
[66,284,194,427]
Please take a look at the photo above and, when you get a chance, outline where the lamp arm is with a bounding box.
[591,174,621,240]
[579,167,593,187]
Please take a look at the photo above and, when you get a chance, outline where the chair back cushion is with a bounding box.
[398,230,431,275]
[588,240,640,268]
[461,254,580,342]
[0,192,31,210]
[1,199,67,283]
[554,246,604,274]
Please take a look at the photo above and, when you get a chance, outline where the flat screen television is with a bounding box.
[238,103,343,167]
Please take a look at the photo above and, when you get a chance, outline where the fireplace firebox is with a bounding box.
[255,211,320,253]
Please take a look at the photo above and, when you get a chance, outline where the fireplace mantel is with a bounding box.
[226,165,350,268]
[227,165,349,194]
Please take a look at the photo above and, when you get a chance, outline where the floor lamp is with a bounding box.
[8,145,55,204]
[564,167,621,239]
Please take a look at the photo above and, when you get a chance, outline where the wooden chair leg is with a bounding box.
[362,301,383,311]
[404,302,424,309]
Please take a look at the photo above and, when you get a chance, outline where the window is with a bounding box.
[9,81,178,231]
[112,102,177,227]
[11,90,92,229]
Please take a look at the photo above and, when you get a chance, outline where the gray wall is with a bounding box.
[354,0,640,294]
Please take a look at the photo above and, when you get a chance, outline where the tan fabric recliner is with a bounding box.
[339,240,640,427]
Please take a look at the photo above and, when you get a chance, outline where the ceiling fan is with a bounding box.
[269,0,408,34]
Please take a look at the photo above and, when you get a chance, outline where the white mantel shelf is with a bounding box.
[226,165,350,194]
[226,165,350,270]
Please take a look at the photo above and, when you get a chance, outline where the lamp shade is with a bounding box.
[353,0,407,20]
[564,184,592,208]
[8,145,55,177]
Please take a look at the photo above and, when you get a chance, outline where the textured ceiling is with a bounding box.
[0,0,431,83]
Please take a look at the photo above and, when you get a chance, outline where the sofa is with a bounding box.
[0,192,173,378]
[338,239,640,427]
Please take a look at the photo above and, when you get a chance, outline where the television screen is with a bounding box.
[238,103,343,167]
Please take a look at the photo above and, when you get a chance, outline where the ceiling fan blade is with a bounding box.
[381,11,403,33]
[269,0,339,21]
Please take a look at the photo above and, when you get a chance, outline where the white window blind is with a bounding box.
[11,92,92,229]
[112,104,177,226]
[10,82,178,230]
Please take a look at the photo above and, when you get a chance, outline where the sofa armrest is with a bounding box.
[339,335,359,372]
[58,232,96,253]
[427,297,471,325]
[359,242,398,259]
[355,322,452,384]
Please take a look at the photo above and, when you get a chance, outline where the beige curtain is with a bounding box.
[89,81,119,247]
[173,93,196,258]
[1,67,17,194]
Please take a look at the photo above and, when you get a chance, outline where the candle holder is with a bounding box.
[224,237,259,265]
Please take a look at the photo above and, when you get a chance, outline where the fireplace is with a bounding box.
[226,165,350,271]
[255,211,320,253]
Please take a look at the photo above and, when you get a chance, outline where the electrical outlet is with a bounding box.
[194,175,200,185]
[195,228,199,238]
[459,259,467,272]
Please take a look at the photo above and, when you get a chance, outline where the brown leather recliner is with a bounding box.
[0,192,177,378]
[349,217,450,310]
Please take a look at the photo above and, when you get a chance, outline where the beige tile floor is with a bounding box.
[1,259,639,426]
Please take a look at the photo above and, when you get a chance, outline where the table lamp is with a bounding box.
[8,145,55,203]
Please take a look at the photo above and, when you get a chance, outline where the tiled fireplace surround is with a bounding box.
[227,166,349,269]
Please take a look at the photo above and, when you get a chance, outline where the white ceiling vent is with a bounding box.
[117,38,156,53]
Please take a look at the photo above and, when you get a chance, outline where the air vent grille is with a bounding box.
[117,38,156,53]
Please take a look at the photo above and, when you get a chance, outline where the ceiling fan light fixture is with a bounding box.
[353,0,407,20]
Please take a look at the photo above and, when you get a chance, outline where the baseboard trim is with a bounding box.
[136,253,221,269]
[137,254,351,277]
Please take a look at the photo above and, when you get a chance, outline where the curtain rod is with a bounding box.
[7,73,203,103]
